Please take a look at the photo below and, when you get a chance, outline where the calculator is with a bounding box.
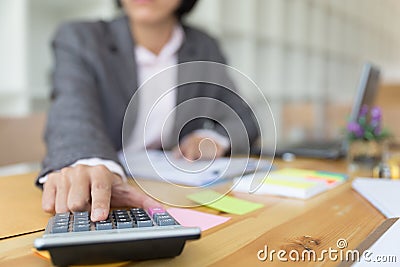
[34,207,201,266]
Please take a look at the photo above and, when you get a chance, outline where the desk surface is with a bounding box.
[0,158,385,266]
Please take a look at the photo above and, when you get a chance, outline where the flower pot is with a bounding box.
[347,140,383,176]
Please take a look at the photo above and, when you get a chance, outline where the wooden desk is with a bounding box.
[0,158,385,266]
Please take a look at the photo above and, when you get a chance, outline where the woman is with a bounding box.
[39,0,259,221]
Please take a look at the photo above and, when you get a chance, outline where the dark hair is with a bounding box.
[175,0,199,20]
[115,0,199,20]
[116,0,122,8]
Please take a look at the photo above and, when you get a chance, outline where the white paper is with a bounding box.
[353,219,400,266]
[122,150,270,187]
[352,178,400,218]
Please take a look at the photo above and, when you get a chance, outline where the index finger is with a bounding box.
[90,167,113,221]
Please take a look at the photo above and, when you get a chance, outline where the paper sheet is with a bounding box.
[353,219,400,266]
[123,150,270,186]
[187,190,263,215]
[352,178,400,218]
[167,208,230,231]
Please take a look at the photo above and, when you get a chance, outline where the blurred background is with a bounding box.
[1,0,400,148]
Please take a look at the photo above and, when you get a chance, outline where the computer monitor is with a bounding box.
[270,62,381,159]
[349,62,381,122]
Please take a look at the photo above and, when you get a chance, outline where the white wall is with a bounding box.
[188,0,400,144]
[1,0,399,143]
[0,0,118,115]
[0,0,29,115]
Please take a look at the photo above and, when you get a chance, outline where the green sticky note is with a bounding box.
[187,190,263,215]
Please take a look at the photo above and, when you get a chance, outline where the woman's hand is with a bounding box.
[42,165,161,221]
[173,133,227,161]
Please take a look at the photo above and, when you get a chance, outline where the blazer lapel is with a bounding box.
[177,25,200,104]
[108,16,139,139]
[107,16,138,101]
[170,26,202,144]
[107,20,202,148]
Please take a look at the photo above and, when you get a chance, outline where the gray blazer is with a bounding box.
[38,16,259,184]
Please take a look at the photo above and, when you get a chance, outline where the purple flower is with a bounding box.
[370,107,382,129]
[359,105,369,117]
[346,105,388,140]
[347,122,364,138]
[371,107,382,121]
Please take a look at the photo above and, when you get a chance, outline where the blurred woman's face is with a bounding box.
[121,0,181,25]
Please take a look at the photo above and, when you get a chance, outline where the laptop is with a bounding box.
[273,62,381,159]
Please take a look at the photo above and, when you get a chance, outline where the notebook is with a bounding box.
[352,178,400,218]
[123,150,271,187]
[233,168,348,199]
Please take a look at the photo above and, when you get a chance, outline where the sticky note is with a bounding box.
[32,249,129,266]
[32,248,51,260]
[187,190,263,215]
[269,168,348,186]
[265,178,320,189]
[274,168,347,181]
[167,208,230,231]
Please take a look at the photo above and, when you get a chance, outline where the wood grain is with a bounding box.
[0,158,386,266]
[0,172,50,239]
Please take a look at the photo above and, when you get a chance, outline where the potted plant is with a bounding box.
[346,105,390,169]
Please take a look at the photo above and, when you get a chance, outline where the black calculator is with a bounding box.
[34,207,201,266]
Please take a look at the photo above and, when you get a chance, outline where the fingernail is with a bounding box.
[92,208,105,221]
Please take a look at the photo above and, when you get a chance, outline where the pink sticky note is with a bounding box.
[167,208,230,231]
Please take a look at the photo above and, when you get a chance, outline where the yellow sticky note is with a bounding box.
[187,190,263,215]
[32,248,51,260]
[32,248,130,266]
[265,179,319,189]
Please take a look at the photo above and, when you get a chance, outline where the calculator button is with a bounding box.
[154,214,171,224]
[73,220,90,226]
[136,216,151,221]
[130,208,143,213]
[133,214,150,220]
[115,211,129,215]
[148,207,166,218]
[131,211,146,216]
[73,224,90,232]
[116,217,132,223]
[116,221,133,229]
[51,225,69,233]
[95,222,113,230]
[158,218,176,226]
[154,214,170,219]
[75,215,89,219]
[97,219,112,224]
[54,218,69,224]
[53,221,69,227]
[55,212,70,219]
[136,220,153,227]
[73,211,89,217]
[115,214,130,220]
